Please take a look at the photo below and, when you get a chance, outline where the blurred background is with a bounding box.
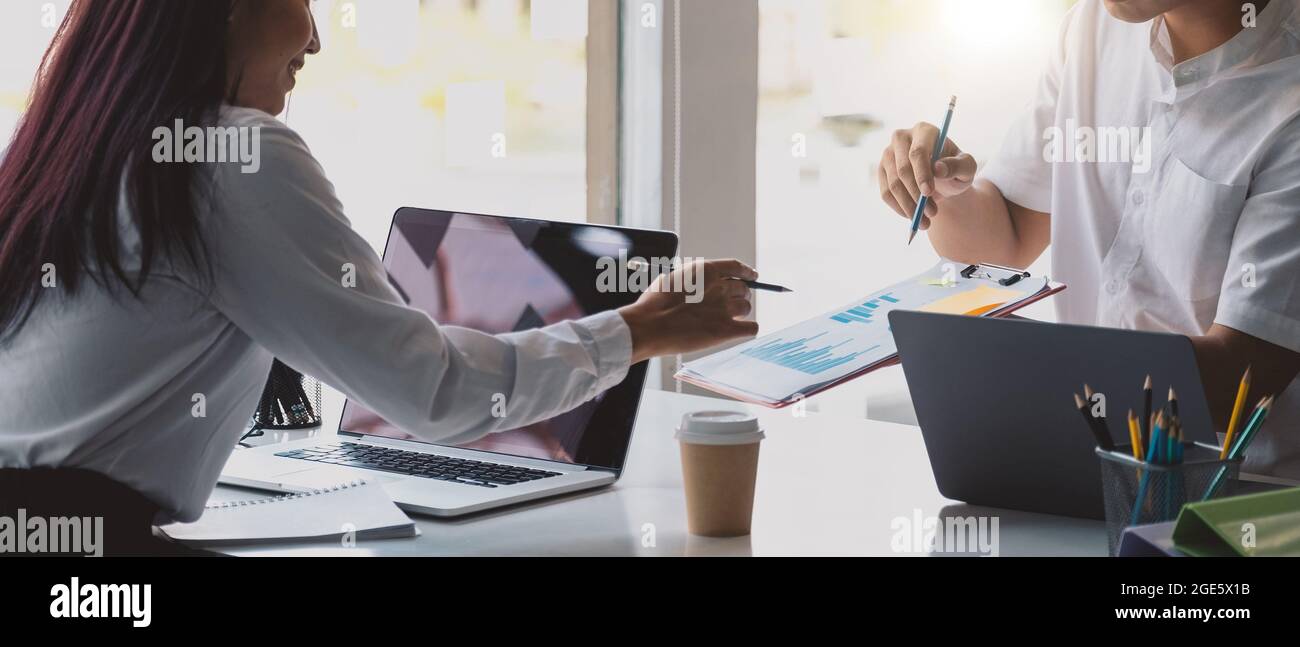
[754,0,1073,417]
[0,0,1076,422]
[1,0,592,252]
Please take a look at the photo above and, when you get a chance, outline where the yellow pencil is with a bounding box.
[1221,366,1252,459]
[1127,410,1143,461]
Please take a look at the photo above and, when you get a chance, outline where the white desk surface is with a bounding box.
[212,389,1106,557]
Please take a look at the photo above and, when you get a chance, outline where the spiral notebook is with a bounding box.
[160,480,416,547]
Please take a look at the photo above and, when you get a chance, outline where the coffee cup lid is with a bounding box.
[676,411,765,446]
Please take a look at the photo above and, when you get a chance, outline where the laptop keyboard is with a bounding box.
[274,442,562,488]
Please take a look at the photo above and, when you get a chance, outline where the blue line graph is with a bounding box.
[830,293,900,325]
[740,333,880,375]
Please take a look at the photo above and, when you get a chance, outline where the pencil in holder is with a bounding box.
[1096,442,1242,556]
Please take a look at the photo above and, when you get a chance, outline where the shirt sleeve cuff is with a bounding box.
[1214,297,1300,355]
[578,309,634,392]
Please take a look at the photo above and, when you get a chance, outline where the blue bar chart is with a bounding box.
[741,332,880,376]
[830,293,900,325]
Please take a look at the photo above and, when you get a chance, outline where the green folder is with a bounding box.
[1171,488,1300,557]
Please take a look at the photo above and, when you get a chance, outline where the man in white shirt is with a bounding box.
[876,0,1300,478]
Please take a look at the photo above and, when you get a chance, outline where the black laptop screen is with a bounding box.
[339,209,675,471]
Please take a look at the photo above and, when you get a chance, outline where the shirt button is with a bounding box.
[1131,190,1144,206]
[1106,281,1120,295]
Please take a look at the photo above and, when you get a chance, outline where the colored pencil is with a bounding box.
[1203,396,1274,501]
[1142,375,1153,450]
[1230,396,1274,459]
[1220,366,1252,459]
[1127,410,1142,460]
[1131,414,1166,526]
[1075,392,1114,450]
[907,96,957,246]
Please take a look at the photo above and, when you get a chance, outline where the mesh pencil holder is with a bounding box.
[1096,442,1241,556]
[250,360,323,431]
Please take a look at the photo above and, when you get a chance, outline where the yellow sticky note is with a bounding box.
[919,285,1023,316]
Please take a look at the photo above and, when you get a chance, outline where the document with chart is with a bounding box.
[675,261,1065,407]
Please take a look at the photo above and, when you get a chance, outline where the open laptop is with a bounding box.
[221,208,677,517]
[889,311,1216,519]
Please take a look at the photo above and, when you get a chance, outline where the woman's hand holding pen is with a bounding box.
[620,259,760,364]
[876,122,978,231]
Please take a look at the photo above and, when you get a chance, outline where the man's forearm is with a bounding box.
[927,179,1047,269]
[1192,325,1300,434]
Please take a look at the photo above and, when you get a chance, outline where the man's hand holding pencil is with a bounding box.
[875,105,979,234]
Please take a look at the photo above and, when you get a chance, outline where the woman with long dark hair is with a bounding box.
[0,0,759,554]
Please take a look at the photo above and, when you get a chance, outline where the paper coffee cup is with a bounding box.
[676,411,765,538]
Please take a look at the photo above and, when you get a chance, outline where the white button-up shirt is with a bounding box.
[0,107,633,522]
[983,0,1300,478]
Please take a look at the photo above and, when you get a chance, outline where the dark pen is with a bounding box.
[627,260,792,293]
[733,278,793,293]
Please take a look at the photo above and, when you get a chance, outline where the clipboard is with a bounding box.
[675,261,1066,408]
